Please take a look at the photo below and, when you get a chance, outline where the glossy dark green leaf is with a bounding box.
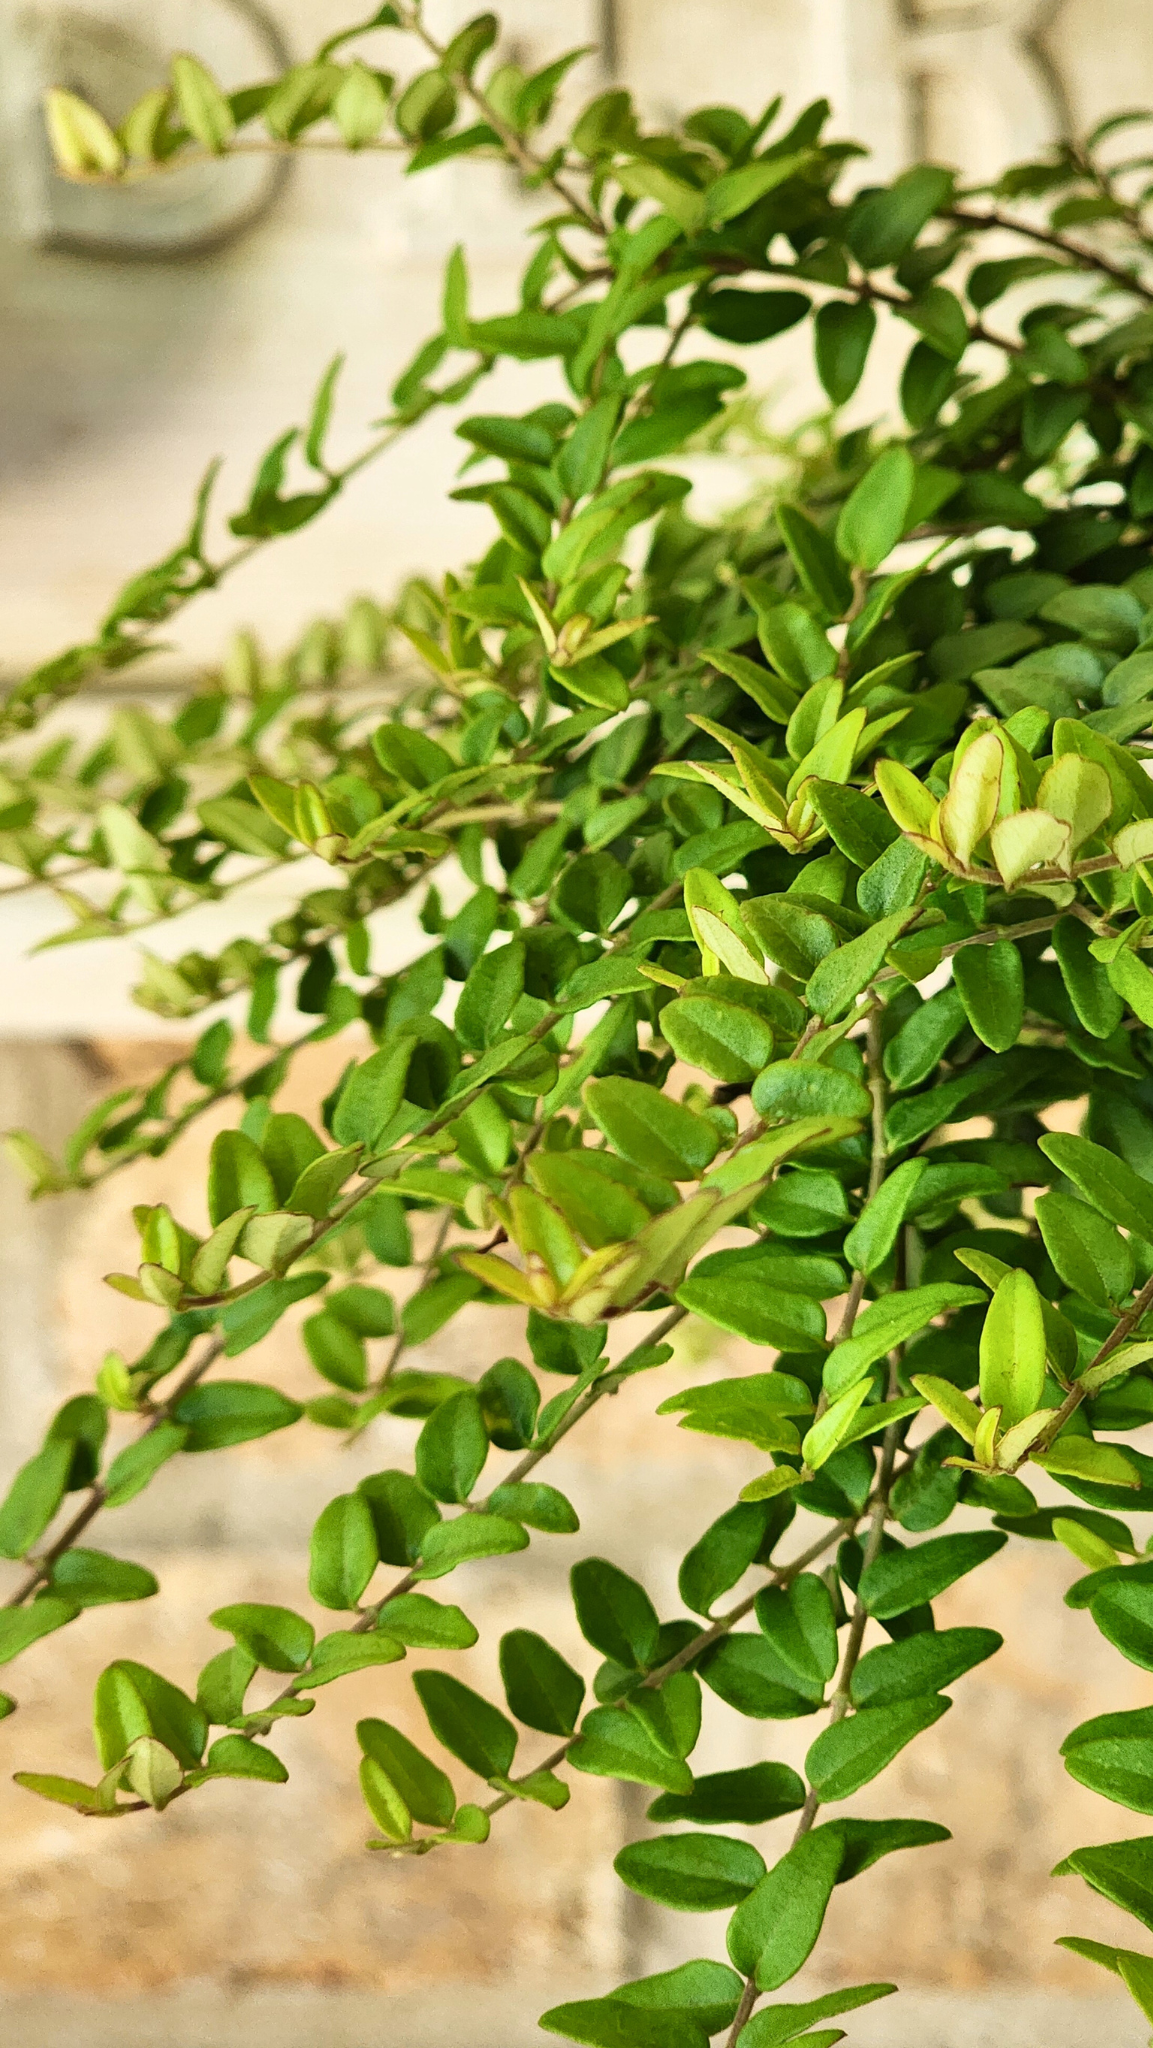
[210,1602,315,1673]
[196,1645,257,1725]
[413,1669,517,1780]
[701,288,811,345]
[755,1574,838,1693]
[648,1760,806,1827]
[814,300,876,405]
[847,165,954,267]
[832,1815,950,1880]
[174,1381,302,1451]
[487,1481,578,1532]
[836,446,915,572]
[479,1351,540,1449]
[326,1283,395,1337]
[309,1492,379,1610]
[737,1982,897,2046]
[660,994,775,1084]
[610,1959,742,2036]
[571,1557,660,1669]
[1035,1191,1134,1309]
[0,1440,73,1560]
[1038,1134,1153,1244]
[199,1734,288,1783]
[539,1997,707,2048]
[47,1549,157,1609]
[776,504,854,617]
[1063,1706,1153,1811]
[1053,1835,1153,1933]
[727,1826,844,1988]
[584,1077,719,1179]
[500,1629,585,1734]
[952,941,1024,1053]
[860,1532,1007,1617]
[674,1273,827,1352]
[415,1513,529,1578]
[375,1594,477,1650]
[0,1599,79,1666]
[614,1832,766,1911]
[303,1309,367,1392]
[1091,1581,1153,1670]
[570,1706,693,1794]
[850,1627,1002,1706]
[807,780,898,868]
[750,1059,871,1124]
[218,1274,326,1356]
[699,1635,817,1720]
[207,1129,276,1226]
[357,1715,456,1826]
[358,1470,440,1565]
[414,1389,489,1503]
[678,1500,790,1618]
[883,986,967,1091]
[806,1695,951,1801]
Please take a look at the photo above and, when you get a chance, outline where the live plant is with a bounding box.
[10,12,1153,2043]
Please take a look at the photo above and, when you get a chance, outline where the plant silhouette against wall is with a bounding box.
[7,9,1153,2041]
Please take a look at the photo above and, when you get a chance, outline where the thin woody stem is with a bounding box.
[946,205,1153,304]
[398,4,604,232]
[4,1334,226,1608]
[1019,1268,1153,1465]
[725,1014,901,2045]
[376,1207,453,1388]
[478,1512,864,1831]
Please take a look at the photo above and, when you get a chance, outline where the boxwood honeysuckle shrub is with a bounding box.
[11,8,1153,2042]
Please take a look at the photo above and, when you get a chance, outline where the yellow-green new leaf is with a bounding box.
[910,1375,981,1446]
[189,1208,256,1295]
[1051,1517,1119,1571]
[1079,1341,1153,1394]
[802,1380,872,1470]
[740,1467,806,1503]
[332,62,390,148]
[1111,820,1153,868]
[124,1737,183,1810]
[687,715,789,826]
[120,88,171,162]
[938,732,1002,869]
[1036,755,1113,858]
[875,757,938,836]
[507,1187,584,1289]
[1106,945,1153,1029]
[455,1251,555,1308]
[704,648,798,723]
[170,53,236,152]
[972,1406,1001,1469]
[683,868,749,962]
[979,1269,1046,1428]
[1120,1953,1153,2026]
[692,909,768,984]
[993,1407,1055,1468]
[44,89,124,176]
[1033,1439,1140,1488]
[990,809,1069,887]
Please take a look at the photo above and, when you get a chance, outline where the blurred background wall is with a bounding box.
[3,4,1153,2045]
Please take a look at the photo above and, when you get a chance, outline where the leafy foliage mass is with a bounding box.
[13,9,1153,2041]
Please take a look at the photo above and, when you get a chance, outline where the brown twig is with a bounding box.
[4,1334,226,1608]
